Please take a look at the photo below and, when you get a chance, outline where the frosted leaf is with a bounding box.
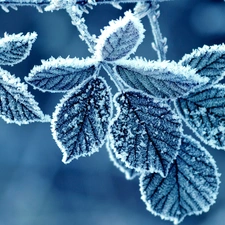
[108,90,182,177]
[107,140,139,180]
[175,85,225,149]
[140,135,220,224]
[0,32,37,66]
[94,11,145,62]
[115,59,208,99]
[51,77,112,164]
[180,44,225,88]
[26,57,98,93]
[0,68,50,125]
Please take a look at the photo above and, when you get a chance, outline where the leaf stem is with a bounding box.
[147,1,167,61]
[101,62,126,91]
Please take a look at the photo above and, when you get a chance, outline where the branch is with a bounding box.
[0,0,170,12]
[147,1,168,60]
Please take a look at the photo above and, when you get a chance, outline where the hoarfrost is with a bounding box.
[140,135,220,224]
[51,77,112,163]
[108,90,182,177]
[94,10,145,62]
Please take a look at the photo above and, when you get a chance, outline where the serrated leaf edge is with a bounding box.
[108,89,183,177]
[115,58,209,99]
[0,67,51,125]
[139,134,221,224]
[175,84,225,150]
[179,44,225,85]
[0,32,37,66]
[51,77,113,164]
[25,56,99,93]
[94,10,145,62]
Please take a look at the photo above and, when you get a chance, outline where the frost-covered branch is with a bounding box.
[66,5,96,53]
[0,0,170,12]
[147,1,167,60]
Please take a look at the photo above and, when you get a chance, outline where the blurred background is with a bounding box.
[0,0,225,224]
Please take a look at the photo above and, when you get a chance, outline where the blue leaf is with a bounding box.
[94,11,145,62]
[0,68,50,125]
[26,57,98,93]
[175,85,225,149]
[0,32,37,66]
[140,135,220,224]
[51,77,112,163]
[107,141,139,180]
[115,59,208,99]
[108,90,182,177]
[179,44,225,88]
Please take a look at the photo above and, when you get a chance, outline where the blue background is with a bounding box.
[0,0,225,224]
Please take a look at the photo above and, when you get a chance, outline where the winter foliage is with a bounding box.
[0,0,225,224]
[0,32,37,66]
[115,59,208,99]
[26,57,98,92]
[108,90,182,177]
[94,11,145,62]
[0,32,49,125]
[140,135,220,224]
[51,77,112,163]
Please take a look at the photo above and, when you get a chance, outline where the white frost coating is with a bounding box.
[28,56,98,75]
[180,44,225,64]
[94,10,145,62]
[0,32,37,66]
[140,135,220,224]
[0,68,50,125]
[106,140,139,180]
[119,57,207,83]
[115,58,208,99]
[44,0,66,11]
[179,44,225,87]
[26,56,99,92]
[108,90,182,177]
[175,84,225,150]
[51,77,112,164]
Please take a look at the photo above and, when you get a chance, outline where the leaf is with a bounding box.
[140,135,220,224]
[108,90,182,177]
[0,68,50,125]
[115,59,208,99]
[179,44,225,88]
[175,85,225,149]
[25,57,98,93]
[0,32,37,66]
[51,77,112,164]
[94,10,145,62]
[107,141,139,180]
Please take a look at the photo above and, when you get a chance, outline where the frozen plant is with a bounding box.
[0,0,225,224]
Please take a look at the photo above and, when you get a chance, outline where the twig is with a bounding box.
[147,1,168,60]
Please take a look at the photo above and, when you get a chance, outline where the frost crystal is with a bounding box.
[140,135,220,224]
[107,141,139,180]
[0,68,50,125]
[175,85,225,149]
[94,11,145,62]
[180,44,225,88]
[26,57,98,92]
[109,90,182,177]
[115,58,208,99]
[0,32,37,66]
[51,77,112,163]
